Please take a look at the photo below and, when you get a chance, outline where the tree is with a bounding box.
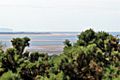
[64,39,72,47]
[11,37,30,56]
[62,29,120,80]
[0,29,119,80]
[77,29,96,46]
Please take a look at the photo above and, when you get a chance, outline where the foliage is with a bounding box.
[0,29,119,80]
[0,71,20,80]
[60,29,120,80]
[64,39,72,47]
[11,37,30,55]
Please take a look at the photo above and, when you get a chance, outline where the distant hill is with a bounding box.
[0,28,13,32]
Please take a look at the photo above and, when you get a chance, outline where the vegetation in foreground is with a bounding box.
[0,29,120,80]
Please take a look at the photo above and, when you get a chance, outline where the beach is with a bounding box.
[0,32,120,54]
[0,32,78,54]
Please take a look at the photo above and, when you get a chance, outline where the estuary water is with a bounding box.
[0,32,119,55]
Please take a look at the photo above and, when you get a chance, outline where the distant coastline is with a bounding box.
[0,32,79,37]
[0,31,119,34]
[0,32,51,34]
[0,32,119,54]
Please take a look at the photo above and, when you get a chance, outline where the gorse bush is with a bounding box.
[0,29,120,80]
[62,29,120,80]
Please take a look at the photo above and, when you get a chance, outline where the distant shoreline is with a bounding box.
[0,32,51,34]
[0,32,79,36]
[0,32,119,34]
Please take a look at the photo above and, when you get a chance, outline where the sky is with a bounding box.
[0,0,120,32]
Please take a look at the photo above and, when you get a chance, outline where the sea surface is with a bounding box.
[0,32,120,55]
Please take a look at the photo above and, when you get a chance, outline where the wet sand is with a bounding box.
[28,45,64,55]
[4,45,64,55]
[0,33,77,55]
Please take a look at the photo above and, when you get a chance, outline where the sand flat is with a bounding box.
[0,33,77,36]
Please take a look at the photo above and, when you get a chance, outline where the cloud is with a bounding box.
[0,0,120,31]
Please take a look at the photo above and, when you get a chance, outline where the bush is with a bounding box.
[0,29,119,80]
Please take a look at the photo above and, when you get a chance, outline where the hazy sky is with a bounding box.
[0,0,120,32]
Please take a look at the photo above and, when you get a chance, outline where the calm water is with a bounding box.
[0,32,119,54]
[0,32,78,47]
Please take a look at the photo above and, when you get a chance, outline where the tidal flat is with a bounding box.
[0,32,78,54]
